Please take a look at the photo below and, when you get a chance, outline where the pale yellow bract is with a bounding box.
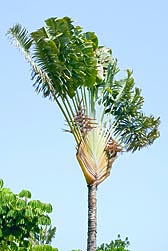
[76,126,117,185]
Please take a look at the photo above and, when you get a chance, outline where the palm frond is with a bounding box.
[7,24,32,52]
[7,24,56,99]
[100,67,160,152]
[124,114,160,152]
[45,16,74,43]
[31,17,98,99]
[45,226,56,244]
[31,27,64,97]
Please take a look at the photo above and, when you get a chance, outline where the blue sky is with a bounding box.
[1,1,168,251]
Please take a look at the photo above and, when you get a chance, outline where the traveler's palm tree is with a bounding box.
[8,17,160,251]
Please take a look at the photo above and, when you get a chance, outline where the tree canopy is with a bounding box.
[7,17,160,186]
[97,235,130,251]
[0,179,56,250]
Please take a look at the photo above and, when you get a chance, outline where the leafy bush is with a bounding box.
[97,235,130,251]
[32,245,58,251]
[0,179,56,250]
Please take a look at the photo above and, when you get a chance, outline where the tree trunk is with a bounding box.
[87,183,97,251]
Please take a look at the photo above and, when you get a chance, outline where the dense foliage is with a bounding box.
[0,179,56,250]
[7,17,160,157]
[97,235,130,251]
[32,245,57,251]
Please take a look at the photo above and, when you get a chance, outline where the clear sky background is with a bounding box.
[1,1,168,251]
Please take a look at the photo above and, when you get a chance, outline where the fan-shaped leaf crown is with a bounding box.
[7,17,160,185]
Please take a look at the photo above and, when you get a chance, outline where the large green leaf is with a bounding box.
[31,17,98,98]
[101,68,160,152]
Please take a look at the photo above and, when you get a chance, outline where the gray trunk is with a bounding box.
[87,183,97,251]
